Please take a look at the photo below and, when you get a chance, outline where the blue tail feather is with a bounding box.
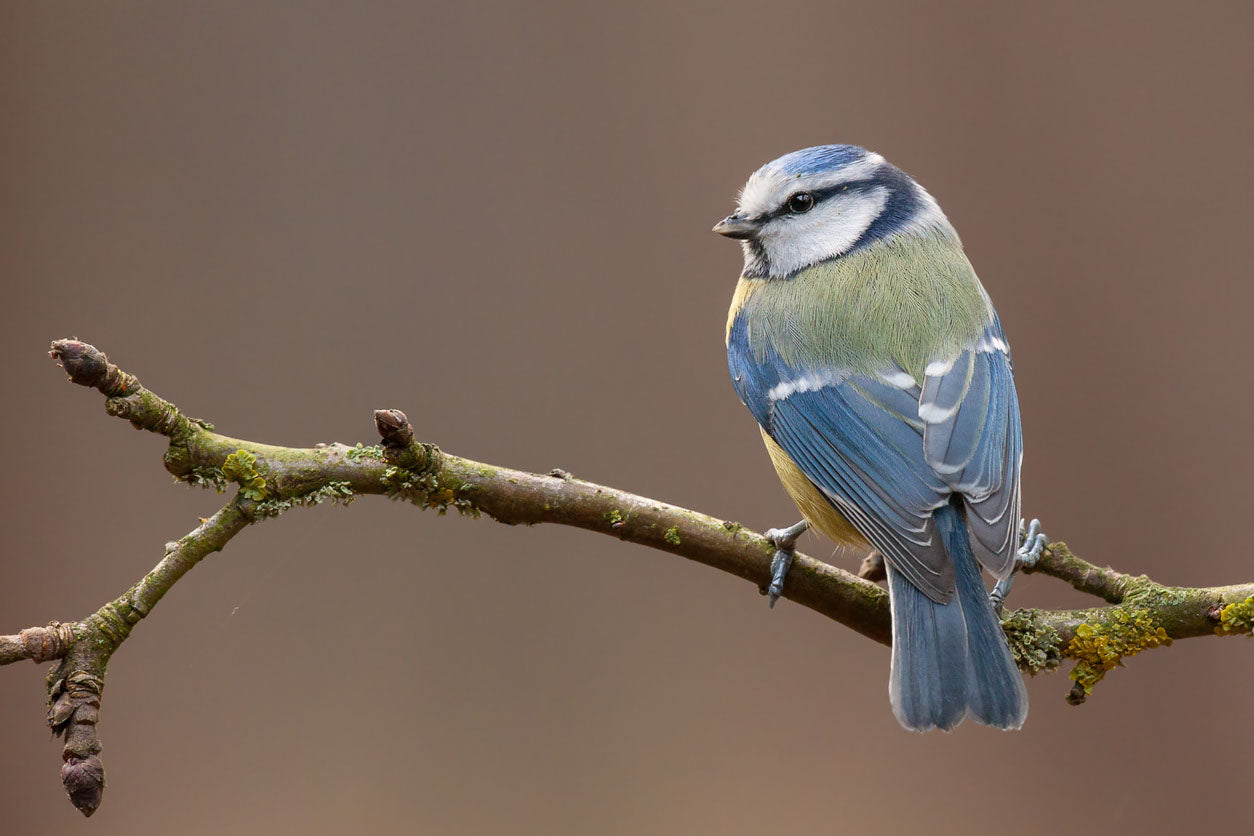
[887,563,968,731]
[888,501,1028,731]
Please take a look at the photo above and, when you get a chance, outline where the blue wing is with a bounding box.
[919,318,1022,579]
[770,376,956,600]
[729,315,1022,603]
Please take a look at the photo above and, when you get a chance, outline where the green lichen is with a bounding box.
[253,482,355,519]
[451,482,481,518]
[1066,608,1172,697]
[184,465,228,492]
[346,443,384,462]
[1122,577,1188,610]
[221,450,267,501]
[382,464,432,499]
[663,526,682,546]
[1000,610,1063,675]
[1215,596,1254,636]
[381,466,479,517]
[604,509,624,526]
[722,521,743,533]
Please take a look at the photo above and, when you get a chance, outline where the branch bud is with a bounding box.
[374,409,414,448]
[48,668,107,816]
[49,339,135,396]
[61,754,105,817]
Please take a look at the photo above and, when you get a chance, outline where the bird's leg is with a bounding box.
[990,518,1047,615]
[764,520,808,608]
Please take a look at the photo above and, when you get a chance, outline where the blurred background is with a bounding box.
[2,2,1251,833]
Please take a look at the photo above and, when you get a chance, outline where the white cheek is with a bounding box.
[759,189,888,277]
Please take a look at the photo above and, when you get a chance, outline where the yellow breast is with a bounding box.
[760,428,868,547]
[726,276,764,344]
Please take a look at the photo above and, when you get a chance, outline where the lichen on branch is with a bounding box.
[1215,596,1254,636]
[1064,609,1173,704]
[2,337,1249,817]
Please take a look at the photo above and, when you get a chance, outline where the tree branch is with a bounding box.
[3,338,1252,815]
[1023,541,1142,604]
[3,499,250,816]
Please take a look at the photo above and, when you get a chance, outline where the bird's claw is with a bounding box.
[991,518,1048,616]
[764,520,808,608]
[1017,518,1047,568]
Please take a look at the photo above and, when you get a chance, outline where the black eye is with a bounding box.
[787,192,814,213]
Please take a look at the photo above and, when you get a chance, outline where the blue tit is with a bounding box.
[715,145,1028,732]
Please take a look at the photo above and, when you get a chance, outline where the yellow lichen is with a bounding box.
[1215,596,1254,636]
[220,450,267,501]
[428,488,456,513]
[1066,609,1172,697]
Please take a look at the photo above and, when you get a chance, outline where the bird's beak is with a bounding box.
[712,213,760,240]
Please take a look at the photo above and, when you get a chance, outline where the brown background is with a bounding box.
[2,2,1251,834]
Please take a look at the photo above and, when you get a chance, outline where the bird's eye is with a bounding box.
[787,192,815,214]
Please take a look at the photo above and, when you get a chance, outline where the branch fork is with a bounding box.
[0,338,1247,816]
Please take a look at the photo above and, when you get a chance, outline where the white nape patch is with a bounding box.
[767,369,846,402]
[754,188,889,278]
[736,152,886,219]
[879,369,918,389]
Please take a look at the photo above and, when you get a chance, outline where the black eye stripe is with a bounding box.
[763,179,875,220]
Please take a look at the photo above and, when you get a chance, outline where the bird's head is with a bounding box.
[714,144,953,279]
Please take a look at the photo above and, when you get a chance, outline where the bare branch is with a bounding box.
[1023,541,1142,603]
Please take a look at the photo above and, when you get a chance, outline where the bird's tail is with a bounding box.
[887,500,1028,731]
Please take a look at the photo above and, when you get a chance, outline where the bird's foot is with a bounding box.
[1016,518,1047,569]
[764,520,808,608]
[990,518,1048,615]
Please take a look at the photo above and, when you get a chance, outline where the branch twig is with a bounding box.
[3,339,1251,816]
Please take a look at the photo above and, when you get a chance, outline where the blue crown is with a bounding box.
[768,145,871,177]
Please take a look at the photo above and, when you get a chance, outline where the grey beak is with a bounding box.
[712,213,759,240]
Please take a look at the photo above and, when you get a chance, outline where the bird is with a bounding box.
[715,145,1032,732]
